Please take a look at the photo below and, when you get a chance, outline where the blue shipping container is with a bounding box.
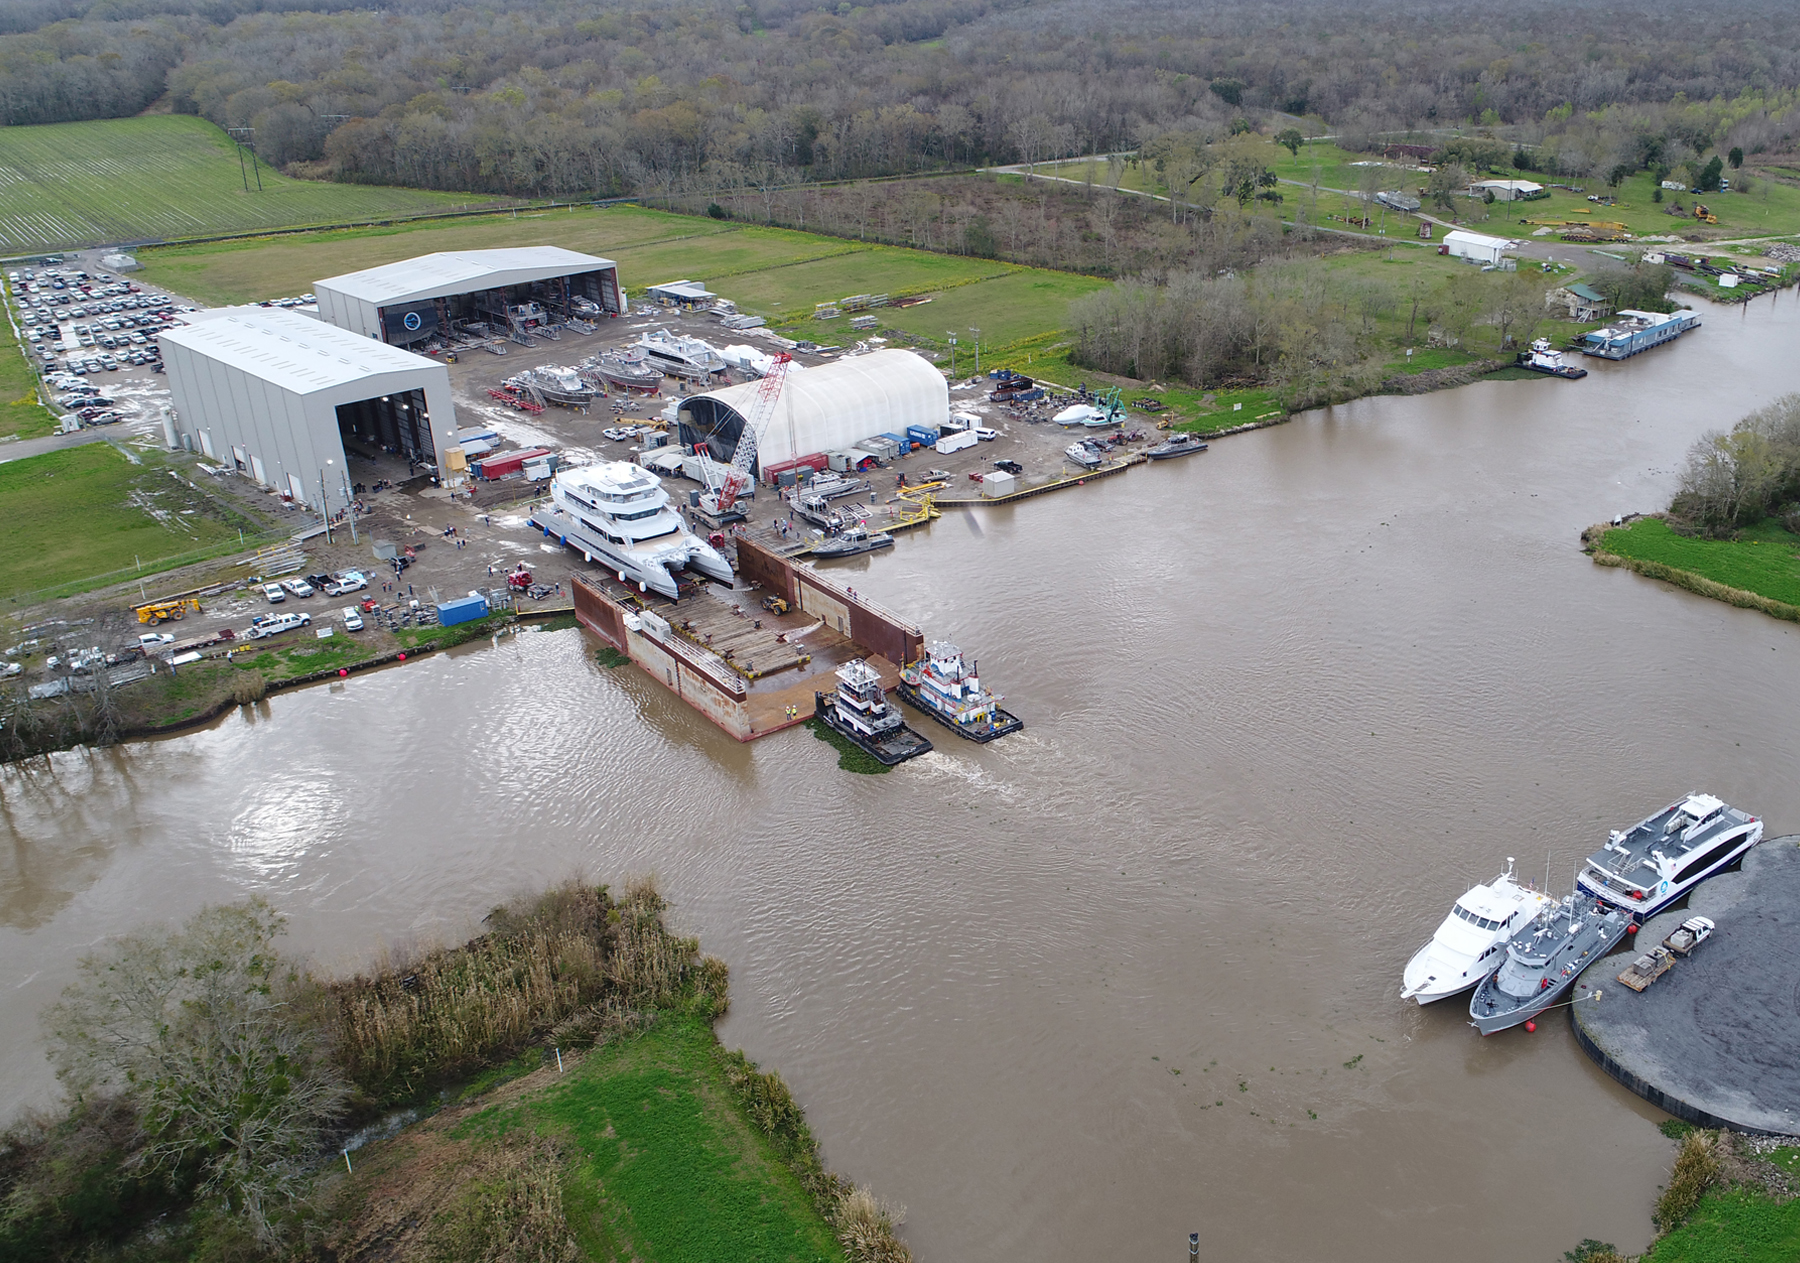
[436,595,489,627]
[906,425,940,446]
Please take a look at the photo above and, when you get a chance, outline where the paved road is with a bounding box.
[0,427,111,464]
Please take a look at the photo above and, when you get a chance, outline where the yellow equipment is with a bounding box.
[135,597,200,625]
[761,595,789,615]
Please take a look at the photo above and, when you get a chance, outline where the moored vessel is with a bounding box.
[810,524,894,559]
[529,460,732,599]
[1402,860,1553,1004]
[814,659,933,765]
[1576,792,1762,920]
[1468,895,1630,1035]
[1517,337,1589,379]
[1578,308,1701,359]
[1144,432,1210,459]
[897,641,1023,742]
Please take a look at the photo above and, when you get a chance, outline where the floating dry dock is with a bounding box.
[1572,836,1800,1135]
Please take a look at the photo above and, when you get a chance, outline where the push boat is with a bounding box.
[897,641,1023,743]
[1467,895,1630,1035]
[1401,860,1554,1004]
[528,461,732,599]
[813,659,933,765]
[809,524,894,559]
[1516,338,1589,379]
[1144,432,1210,460]
[1576,793,1762,921]
[585,349,663,391]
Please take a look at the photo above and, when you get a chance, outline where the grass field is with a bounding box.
[461,1017,848,1263]
[0,444,259,600]
[0,291,58,439]
[1644,1187,1800,1263]
[1601,516,1800,609]
[0,116,487,254]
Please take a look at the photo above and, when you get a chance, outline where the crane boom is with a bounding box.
[702,353,792,514]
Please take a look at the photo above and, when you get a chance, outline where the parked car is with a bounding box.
[244,612,311,640]
[341,607,364,631]
[262,583,286,603]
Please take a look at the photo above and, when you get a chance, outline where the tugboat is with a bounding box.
[810,524,894,559]
[1517,337,1589,379]
[1576,793,1763,920]
[1401,859,1553,1004]
[1467,895,1630,1035]
[1144,432,1210,460]
[813,660,933,765]
[897,641,1024,742]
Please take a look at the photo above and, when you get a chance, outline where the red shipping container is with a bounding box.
[477,448,552,479]
[760,453,828,484]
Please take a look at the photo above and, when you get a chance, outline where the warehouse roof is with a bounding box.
[157,306,442,395]
[313,247,615,307]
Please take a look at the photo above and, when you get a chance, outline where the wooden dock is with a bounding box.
[935,454,1144,508]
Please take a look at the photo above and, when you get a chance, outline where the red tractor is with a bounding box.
[506,565,534,592]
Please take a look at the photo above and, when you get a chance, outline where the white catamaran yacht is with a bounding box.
[1402,861,1554,1004]
[530,461,732,598]
[1576,793,1763,919]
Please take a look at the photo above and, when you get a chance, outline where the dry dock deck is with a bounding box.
[1571,836,1800,1135]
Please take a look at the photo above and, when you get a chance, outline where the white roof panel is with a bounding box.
[156,306,441,395]
[314,247,616,307]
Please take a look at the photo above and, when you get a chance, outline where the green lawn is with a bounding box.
[0,445,258,601]
[0,116,486,254]
[1644,1188,1800,1263]
[0,290,57,439]
[460,1017,847,1263]
[1602,517,1800,609]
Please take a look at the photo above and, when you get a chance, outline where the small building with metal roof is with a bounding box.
[158,306,459,512]
[644,279,716,307]
[312,246,622,347]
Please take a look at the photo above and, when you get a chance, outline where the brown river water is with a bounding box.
[5,293,1800,1261]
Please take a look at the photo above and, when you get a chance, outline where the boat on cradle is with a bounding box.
[1577,308,1701,360]
[585,349,664,391]
[513,365,599,407]
[528,460,732,599]
[1468,895,1630,1035]
[636,329,728,380]
[1576,792,1763,920]
[796,472,871,501]
[1401,860,1554,1004]
[813,659,933,765]
[789,491,855,531]
[1065,441,1103,469]
[810,524,894,559]
[897,640,1023,743]
[1144,432,1210,460]
[1517,338,1589,379]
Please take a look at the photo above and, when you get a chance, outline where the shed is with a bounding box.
[645,280,716,307]
[982,470,1016,497]
[477,447,552,479]
[1442,230,1511,265]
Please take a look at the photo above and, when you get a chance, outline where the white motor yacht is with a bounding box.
[529,461,732,598]
[1402,862,1553,1004]
[636,329,727,380]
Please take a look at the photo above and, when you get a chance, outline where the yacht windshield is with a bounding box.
[1453,906,1504,932]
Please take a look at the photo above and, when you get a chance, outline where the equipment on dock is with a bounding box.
[134,596,200,625]
[761,595,789,615]
[1617,946,1676,992]
[700,352,792,518]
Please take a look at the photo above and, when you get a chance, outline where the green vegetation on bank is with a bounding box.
[1600,517,1800,612]
[0,445,261,602]
[1,879,909,1263]
[0,116,488,254]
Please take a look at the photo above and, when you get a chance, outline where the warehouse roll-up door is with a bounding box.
[288,473,308,503]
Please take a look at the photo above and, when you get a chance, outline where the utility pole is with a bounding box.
[341,468,359,544]
[969,327,981,375]
[319,468,334,544]
[947,332,957,378]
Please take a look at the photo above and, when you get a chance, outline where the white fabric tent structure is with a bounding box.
[678,349,946,470]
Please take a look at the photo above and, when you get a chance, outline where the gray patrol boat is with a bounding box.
[1468,895,1630,1035]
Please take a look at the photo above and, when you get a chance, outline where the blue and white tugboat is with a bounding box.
[814,659,933,765]
[1576,793,1763,920]
[1468,895,1631,1035]
[897,641,1023,743]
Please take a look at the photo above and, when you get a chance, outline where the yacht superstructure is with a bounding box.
[530,461,731,598]
[636,329,728,380]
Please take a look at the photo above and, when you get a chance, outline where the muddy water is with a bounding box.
[6,294,1800,1261]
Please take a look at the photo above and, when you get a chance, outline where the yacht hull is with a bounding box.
[530,506,730,599]
[1401,941,1493,1005]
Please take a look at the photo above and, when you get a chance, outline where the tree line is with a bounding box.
[1671,394,1800,534]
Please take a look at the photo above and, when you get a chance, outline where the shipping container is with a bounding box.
[906,425,940,447]
[436,595,489,627]
[761,453,829,484]
[982,470,1016,497]
[476,447,552,479]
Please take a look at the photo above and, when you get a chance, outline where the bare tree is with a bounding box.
[43,899,349,1246]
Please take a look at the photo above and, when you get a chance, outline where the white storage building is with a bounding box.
[1442,229,1512,265]
[676,349,947,475]
[312,246,622,347]
[158,306,458,513]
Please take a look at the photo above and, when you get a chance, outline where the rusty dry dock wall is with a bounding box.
[736,536,923,666]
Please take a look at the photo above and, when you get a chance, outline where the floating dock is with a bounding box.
[1571,836,1800,1135]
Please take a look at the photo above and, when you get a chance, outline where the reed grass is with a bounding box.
[421,1138,579,1263]
[1657,1130,1722,1231]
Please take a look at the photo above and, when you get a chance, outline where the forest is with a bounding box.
[1,0,1799,202]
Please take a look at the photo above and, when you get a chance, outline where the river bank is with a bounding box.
[1585,516,1800,623]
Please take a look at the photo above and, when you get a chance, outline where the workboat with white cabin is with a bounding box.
[636,329,728,380]
[809,524,893,559]
[1576,793,1763,920]
[897,641,1023,742]
[1065,441,1103,469]
[513,365,599,407]
[529,461,732,599]
[585,349,663,391]
[1468,895,1630,1035]
[1401,861,1554,1004]
[813,659,932,765]
[1517,337,1588,379]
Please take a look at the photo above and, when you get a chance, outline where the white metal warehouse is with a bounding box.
[158,307,458,513]
[677,349,947,474]
[312,246,622,347]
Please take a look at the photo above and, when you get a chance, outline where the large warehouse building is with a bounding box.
[677,349,947,474]
[158,306,458,512]
[312,246,623,347]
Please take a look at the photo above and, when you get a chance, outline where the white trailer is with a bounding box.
[937,428,980,455]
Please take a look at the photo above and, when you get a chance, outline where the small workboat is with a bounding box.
[810,525,894,559]
[1065,441,1103,469]
[1517,337,1589,379]
[1468,895,1630,1035]
[586,349,663,391]
[897,641,1023,742]
[1144,432,1209,460]
[1401,860,1553,1004]
[813,659,933,765]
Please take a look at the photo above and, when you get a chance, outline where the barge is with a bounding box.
[814,659,933,765]
[1578,309,1701,360]
[897,641,1023,742]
